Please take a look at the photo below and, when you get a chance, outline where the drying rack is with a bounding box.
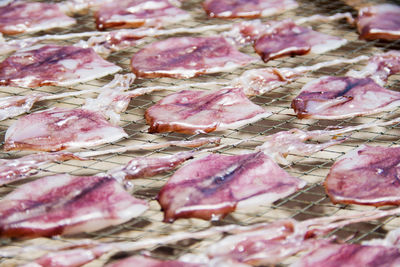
[1,0,400,266]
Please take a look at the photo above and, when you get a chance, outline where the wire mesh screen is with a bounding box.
[1,0,400,266]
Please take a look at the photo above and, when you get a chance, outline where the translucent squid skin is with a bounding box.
[145,88,271,134]
[252,20,347,62]
[357,4,400,41]
[0,45,121,88]
[325,145,400,206]
[290,243,400,267]
[0,174,148,238]
[292,76,400,119]
[0,1,75,35]
[158,152,306,222]
[94,0,190,30]
[131,36,256,79]
[4,107,128,152]
[202,0,298,19]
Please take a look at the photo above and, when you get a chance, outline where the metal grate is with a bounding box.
[1,0,400,265]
